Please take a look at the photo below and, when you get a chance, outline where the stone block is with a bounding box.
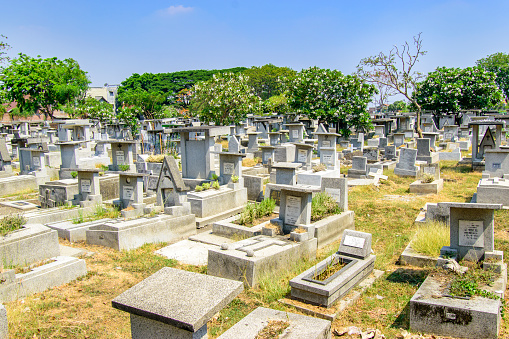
[410,275,502,339]
[217,307,331,339]
[45,218,113,242]
[187,186,247,218]
[112,267,243,338]
[409,179,444,194]
[338,229,371,259]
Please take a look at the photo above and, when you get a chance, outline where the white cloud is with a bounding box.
[158,5,194,16]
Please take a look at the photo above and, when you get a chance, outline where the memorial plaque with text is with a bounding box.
[284,195,302,225]
[322,154,333,164]
[223,162,234,175]
[81,179,91,193]
[123,186,134,200]
[322,140,331,147]
[32,156,40,167]
[297,149,307,163]
[116,151,125,164]
[459,220,484,248]
[343,235,365,249]
[292,129,299,139]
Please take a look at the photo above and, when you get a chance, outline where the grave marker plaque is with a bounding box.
[32,156,40,167]
[292,130,299,139]
[322,140,331,147]
[322,154,333,164]
[492,163,501,170]
[223,162,234,175]
[123,186,134,200]
[459,220,484,247]
[81,179,91,193]
[343,235,366,249]
[297,149,307,162]
[116,151,125,164]
[284,195,301,225]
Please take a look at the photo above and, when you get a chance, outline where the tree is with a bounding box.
[117,67,248,106]
[414,66,503,114]
[387,100,408,112]
[357,33,426,137]
[0,53,89,120]
[119,89,166,120]
[263,94,290,114]
[117,106,140,135]
[243,64,296,100]
[477,52,509,102]
[63,97,114,123]
[0,35,11,65]
[190,72,261,125]
[285,66,376,137]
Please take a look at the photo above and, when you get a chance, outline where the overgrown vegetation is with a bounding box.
[0,214,26,236]
[118,164,130,172]
[72,205,121,224]
[420,172,435,183]
[237,198,276,226]
[312,163,326,172]
[255,320,290,339]
[411,221,449,257]
[311,192,341,222]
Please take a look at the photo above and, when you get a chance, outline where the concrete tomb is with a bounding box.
[289,229,375,307]
[112,267,243,339]
[347,156,368,178]
[285,123,305,143]
[292,143,314,171]
[416,138,439,164]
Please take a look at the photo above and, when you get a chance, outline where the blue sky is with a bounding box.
[1,0,508,92]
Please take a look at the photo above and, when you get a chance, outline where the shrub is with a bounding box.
[212,180,220,190]
[210,173,219,181]
[70,171,78,178]
[118,164,130,171]
[421,173,435,183]
[256,198,276,218]
[195,185,203,192]
[202,182,211,190]
[0,214,26,236]
[311,192,341,221]
[231,175,239,183]
[238,203,256,225]
[411,221,449,257]
[237,198,276,226]
[147,154,165,163]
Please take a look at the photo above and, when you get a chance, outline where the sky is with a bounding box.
[1,0,508,94]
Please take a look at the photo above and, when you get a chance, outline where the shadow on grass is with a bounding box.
[386,268,427,287]
[391,301,410,330]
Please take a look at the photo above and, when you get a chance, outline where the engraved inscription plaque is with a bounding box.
[459,220,484,248]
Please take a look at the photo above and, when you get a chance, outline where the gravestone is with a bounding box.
[272,162,301,185]
[374,125,385,137]
[259,146,276,165]
[286,123,305,143]
[422,132,439,151]
[363,147,379,162]
[319,147,338,170]
[393,133,405,148]
[246,132,261,153]
[218,152,244,185]
[117,173,145,209]
[279,185,321,233]
[228,135,241,153]
[394,148,418,177]
[156,156,190,207]
[484,148,509,178]
[77,169,102,206]
[0,138,12,172]
[384,145,396,160]
[416,138,439,164]
[348,156,368,178]
[293,143,313,171]
[338,229,372,259]
[268,132,280,146]
[479,127,496,159]
[419,163,440,180]
[378,137,388,149]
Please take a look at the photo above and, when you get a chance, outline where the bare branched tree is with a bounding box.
[357,33,427,137]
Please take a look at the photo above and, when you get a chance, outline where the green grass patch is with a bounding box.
[0,214,26,236]
[411,221,449,257]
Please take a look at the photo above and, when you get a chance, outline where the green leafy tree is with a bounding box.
[0,53,89,120]
[414,66,503,114]
[387,100,408,112]
[0,35,11,65]
[243,64,296,100]
[285,66,376,137]
[357,33,426,137]
[477,52,509,102]
[190,72,261,125]
[117,106,140,135]
[63,97,114,123]
[263,94,290,114]
[118,67,247,106]
[119,89,166,120]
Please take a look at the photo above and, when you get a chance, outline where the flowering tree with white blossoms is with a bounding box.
[286,66,376,137]
[190,72,261,125]
[414,66,503,115]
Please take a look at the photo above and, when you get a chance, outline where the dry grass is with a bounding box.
[411,221,449,257]
[6,159,509,338]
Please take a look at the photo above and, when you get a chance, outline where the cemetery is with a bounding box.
[1,26,509,338]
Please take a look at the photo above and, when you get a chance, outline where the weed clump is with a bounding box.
[0,214,26,236]
[411,221,449,257]
[237,198,276,226]
[311,192,341,222]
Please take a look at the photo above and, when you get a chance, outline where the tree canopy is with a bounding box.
[285,66,376,137]
[387,100,408,112]
[414,66,503,114]
[190,72,261,125]
[477,52,509,102]
[0,35,10,65]
[243,64,296,100]
[0,53,90,119]
[63,97,114,123]
[117,67,247,105]
[357,33,426,137]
